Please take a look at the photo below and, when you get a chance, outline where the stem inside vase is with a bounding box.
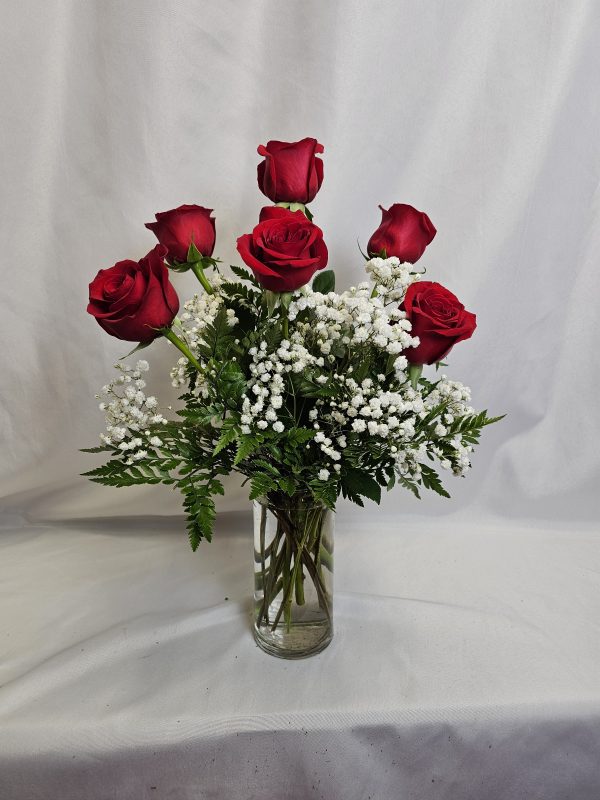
[253,497,334,659]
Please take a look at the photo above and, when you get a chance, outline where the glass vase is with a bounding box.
[253,496,334,658]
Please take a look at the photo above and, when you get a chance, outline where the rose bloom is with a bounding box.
[368,204,436,263]
[236,207,328,292]
[257,138,324,204]
[87,244,179,342]
[401,281,476,364]
[145,205,216,263]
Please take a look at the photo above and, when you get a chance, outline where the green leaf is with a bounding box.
[419,464,450,498]
[308,478,337,509]
[182,486,216,550]
[234,436,261,466]
[213,426,238,456]
[312,270,335,294]
[229,264,261,288]
[249,473,276,501]
[218,361,247,403]
[399,475,420,499]
[279,475,297,496]
[82,461,162,487]
[341,468,381,505]
[80,445,113,454]
[285,428,315,447]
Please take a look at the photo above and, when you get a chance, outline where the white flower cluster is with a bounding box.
[308,372,475,480]
[96,360,167,465]
[288,281,418,364]
[170,283,238,388]
[421,376,475,476]
[364,256,420,302]
[307,373,421,475]
[240,339,323,435]
[236,264,477,481]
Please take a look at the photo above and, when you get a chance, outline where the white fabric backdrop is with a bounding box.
[1,0,599,525]
[2,2,600,798]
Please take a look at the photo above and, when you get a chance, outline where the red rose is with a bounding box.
[145,205,215,263]
[236,207,328,292]
[257,138,324,204]
[87,244,179,342]
[401,281,476,364]
[368,204,436,263]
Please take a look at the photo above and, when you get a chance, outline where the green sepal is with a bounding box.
[119,340,152,360]
[275,202,312,220]
[357,239,369,261]
[280,292,293,310]
[263,289,279,315]
[408,363,423,390]
[165,244,219,274]
[187,242,203,263]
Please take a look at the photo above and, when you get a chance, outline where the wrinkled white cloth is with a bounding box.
[1,0,600,797]
[1,514,600,799]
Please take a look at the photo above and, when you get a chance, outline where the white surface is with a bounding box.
[1,514,600,798]
[2,1,600,797]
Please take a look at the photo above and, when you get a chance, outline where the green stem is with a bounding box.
[160,327,202,371]
[190,262,213,294]
[294,559,305,605]
[282,314,289,340]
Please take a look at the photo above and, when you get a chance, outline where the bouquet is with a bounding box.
[85,137,502,657]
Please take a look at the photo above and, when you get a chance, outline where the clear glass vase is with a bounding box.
[253,496,334,658]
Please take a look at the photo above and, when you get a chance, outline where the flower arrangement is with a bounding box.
[85,137,502,656]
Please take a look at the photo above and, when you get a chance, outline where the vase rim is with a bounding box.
[253,496,332,512]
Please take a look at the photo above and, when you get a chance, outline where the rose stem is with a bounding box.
[281,307,289,340]
[160,327,202,371]
[190,262,214,294]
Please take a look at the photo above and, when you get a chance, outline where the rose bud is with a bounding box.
[368,204,436,263]
[257,138,324,204]
[236,207,328,292]
[401,281,476,365]
[145,205,216,264]
[87,244,179,342]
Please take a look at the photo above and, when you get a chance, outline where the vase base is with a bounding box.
[253,622,333,659]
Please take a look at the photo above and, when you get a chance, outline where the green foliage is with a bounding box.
[447,411,505,446]
[340,467,382,506]
[229,264,260,286]
[180,477,223,550]
[234,435,261,466]
[308,477,337,510]
[419,463,451,498]
[213,425,239,456]
[312,270,335,293]
[82,458,175,486]
[195,308,233,361]
[84,262,504,551]
[249,472,277,501]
